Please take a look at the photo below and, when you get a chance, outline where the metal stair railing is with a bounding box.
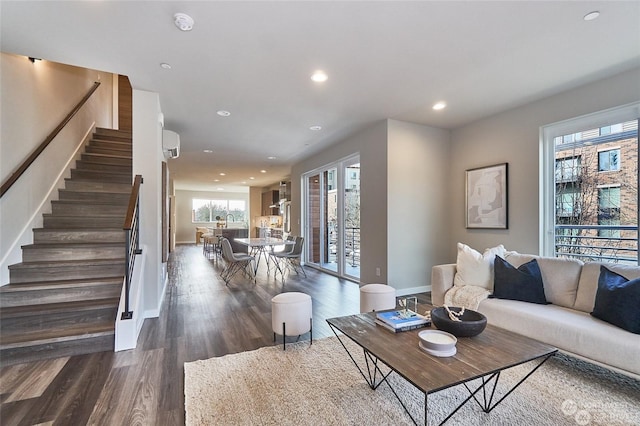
[122,174,143,320]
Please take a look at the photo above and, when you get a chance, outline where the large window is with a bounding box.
[192,199,247,224]
[541,103,639,264]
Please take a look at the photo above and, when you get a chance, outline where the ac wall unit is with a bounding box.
[162,129,180,159]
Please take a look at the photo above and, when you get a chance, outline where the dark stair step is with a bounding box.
[0,298,120,333]
[81,153,131,166]
[0,322,115,366]
[89,138,131,150]
[0,277,123,307]
[22,242,125,262]
[51,200,128,216]
[85,145,132,156]
[95,128,132,141]
[33,228,125,244]
[43,214,125,228]
[71,161,133,176]
[63,178,132,193]
[9,259,125,283]
[58,189,131,203]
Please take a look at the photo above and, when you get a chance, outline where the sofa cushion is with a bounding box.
[591,266,640,334]
[504,253,582,308]
[575,262,640,313]
[492,256,548,304]
[453,243,505,290]
[477,298,640,377]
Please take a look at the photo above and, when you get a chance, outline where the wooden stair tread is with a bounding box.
[22,242,124,249]
[33,226,124,230]
[8,258,125,270]
[0,322,115,348]
[0,277,123,292]
[59,188,132,195]
[0,298,121,319]
[82,152,132,160]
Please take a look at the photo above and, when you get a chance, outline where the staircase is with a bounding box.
[0,128,132,366]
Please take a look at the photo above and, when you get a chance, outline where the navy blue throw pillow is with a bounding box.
[491,256,548,304]
[591,266,640,334]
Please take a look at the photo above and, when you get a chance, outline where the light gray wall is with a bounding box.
[448,67,640,261]
[174,189,250,244]
[132,89,165,317]
[0,53,113,284]
[387,120,451,292]
[291,121,388,284]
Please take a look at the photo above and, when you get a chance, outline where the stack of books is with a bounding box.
[375,309,431,333]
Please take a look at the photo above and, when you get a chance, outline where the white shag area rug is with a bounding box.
[184,336,640,425]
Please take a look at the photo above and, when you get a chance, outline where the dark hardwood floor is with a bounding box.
[0,244,429,425]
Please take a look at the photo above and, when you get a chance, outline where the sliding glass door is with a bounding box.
[303,155,360,280]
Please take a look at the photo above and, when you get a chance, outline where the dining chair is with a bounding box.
[219,237,255,285]
[271,236,306,283]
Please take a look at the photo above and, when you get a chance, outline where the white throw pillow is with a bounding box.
[453,242,506,290]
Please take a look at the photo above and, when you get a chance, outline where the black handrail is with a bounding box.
[1,81,101,197]
[122,174,143,320]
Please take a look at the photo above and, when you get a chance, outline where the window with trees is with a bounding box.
[192,199,247,223]
[542,103,639,264]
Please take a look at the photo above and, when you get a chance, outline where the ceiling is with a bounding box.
[2,1,639,192]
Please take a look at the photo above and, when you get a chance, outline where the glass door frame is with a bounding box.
[302,153,360,280]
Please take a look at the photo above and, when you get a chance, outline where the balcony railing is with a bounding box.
[555,225,638,264]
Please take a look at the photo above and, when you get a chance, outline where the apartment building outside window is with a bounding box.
[542,104,639,264]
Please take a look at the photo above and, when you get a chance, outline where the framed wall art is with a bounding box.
[465,163,508,229]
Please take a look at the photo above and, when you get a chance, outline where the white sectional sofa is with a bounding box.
[431,252,640,379]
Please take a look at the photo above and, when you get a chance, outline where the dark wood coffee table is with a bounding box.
[327,307,557,425]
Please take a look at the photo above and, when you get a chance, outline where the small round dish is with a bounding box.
[418,329,457,352]
[419,341,457,357]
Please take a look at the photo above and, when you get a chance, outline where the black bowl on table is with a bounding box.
[430,307,487,337]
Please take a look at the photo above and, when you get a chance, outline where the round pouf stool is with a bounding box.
[360,283,396,313]
[271,292,312,350]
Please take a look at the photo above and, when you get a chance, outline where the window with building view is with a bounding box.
[192,199,247,224]
[545,113,638,264]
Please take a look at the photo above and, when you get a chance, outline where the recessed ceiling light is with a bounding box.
[311,70,328,83]
[160,63,172,70]
[217,110,231,117]
[219,172,226,176]
[214,179,220,182]
[249,177,255,180]
[260,170,267,173]
[267,156,276,160]
[203,149,213,153]
[583,11,600,21]
[309,125,322,131]
[433,102,447,110]
[241,181,247,184]
[174,13,194,31]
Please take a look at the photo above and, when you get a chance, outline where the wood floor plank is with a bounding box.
[0,244,415,425]
[2,357,69,403]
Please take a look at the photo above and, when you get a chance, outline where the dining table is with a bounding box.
[234,237,294,275]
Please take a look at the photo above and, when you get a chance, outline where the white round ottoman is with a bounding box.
[360,283,396,313]
[271,292,313,350]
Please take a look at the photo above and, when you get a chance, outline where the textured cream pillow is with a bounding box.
[453,242,506,290]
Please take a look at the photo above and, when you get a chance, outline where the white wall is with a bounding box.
[387,120,450,293]
[291,119,452,291]
[0,53,113,284]
[174,189,250,244]
[132,89,165,317]
[292,121,389,285]
[449,67,640,260]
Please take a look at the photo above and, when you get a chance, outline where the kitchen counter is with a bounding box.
[219,228,249,253]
